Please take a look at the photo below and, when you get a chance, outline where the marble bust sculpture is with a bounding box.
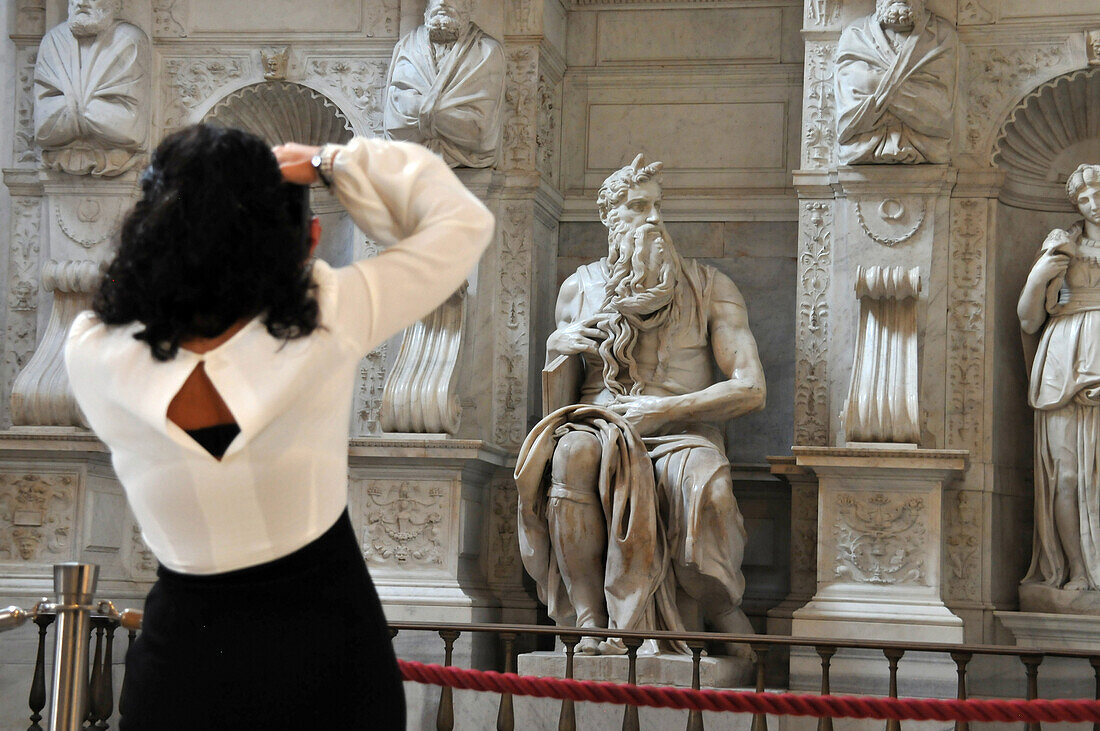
[515,155,766,654]
[33,0,150,177]
[834,0,957,165]
[1019,163,1100,602]
[383,0,505,168]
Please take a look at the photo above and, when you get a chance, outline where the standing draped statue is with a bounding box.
[34,0,150,177]
[383,0,505,168]
[1019,163,1100,606]
[834,0,957,165]
[515,155,766,654]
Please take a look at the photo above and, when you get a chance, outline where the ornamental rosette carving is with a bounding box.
[362,482,445,566]
[802,42,837,170]
[946,199,986,457]
[963,44,1072,160]
[15,47,39,165]
[833,493,928,586]
[161,56,249,132]
[304,58,388,135]
[945,489,981,601]
[0,473,76,563]
[794,201,832,447]
[494,205,532,448]
[503,46,539,172]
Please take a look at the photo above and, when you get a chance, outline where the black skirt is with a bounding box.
[119,510,406,730]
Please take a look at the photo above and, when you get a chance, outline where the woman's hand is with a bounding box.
[273,143,323,185]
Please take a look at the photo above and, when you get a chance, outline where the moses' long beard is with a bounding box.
[597,222,681,396]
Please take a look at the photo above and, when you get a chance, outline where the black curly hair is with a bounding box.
[93,123,319,361]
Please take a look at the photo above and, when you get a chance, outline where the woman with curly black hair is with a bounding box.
[64,123,494,730]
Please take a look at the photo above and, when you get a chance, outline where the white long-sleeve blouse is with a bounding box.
[65,138,494,575]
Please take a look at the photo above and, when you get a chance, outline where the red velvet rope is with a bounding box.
[398,659,1100,724]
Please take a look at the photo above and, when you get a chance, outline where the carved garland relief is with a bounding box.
[0,472,76,563]
[833,493,928,586]
[794,201,832,447]
[353,235,388,436]
[958,0,996,26]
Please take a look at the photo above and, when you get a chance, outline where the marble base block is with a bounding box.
[518,651,754,688]
[997,609,1100,650]
[1017,583,1100,617]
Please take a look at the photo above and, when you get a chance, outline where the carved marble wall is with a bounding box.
[790,0,1100,645]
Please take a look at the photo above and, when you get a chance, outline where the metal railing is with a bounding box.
[1,563,139,731]
[6,562,1100,731]
[386,621,1100,731]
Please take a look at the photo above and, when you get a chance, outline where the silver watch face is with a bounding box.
[310,154,323,169]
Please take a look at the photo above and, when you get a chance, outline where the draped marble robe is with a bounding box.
[1023,225,1100,591]
[383,23,505,168]
[834,10,957,165]
[34,20,150,177]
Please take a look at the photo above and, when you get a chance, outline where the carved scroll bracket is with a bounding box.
[843,266,922,445]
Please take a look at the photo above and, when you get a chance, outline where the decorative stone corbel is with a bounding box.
[379,284,466,435]
[843,265,921,445]
[11,259,103,427]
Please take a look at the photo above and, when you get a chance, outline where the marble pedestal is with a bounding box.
[789,447,967,695]
[518,650,754,689]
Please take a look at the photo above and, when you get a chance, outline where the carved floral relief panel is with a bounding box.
[946,199,987,461]
[303,58,388,136]
[944,489,982,601]
[0,472,77,564]
[360,480,448,569]
[160,55,251,133]
[832,492,929,586]
[3,198,43,429]
[487,476,521,585]
[795,201,832,447]
[493,204,533,449]
[15,47,39,166]
[801,42,838,171]
[962,43,1073,162]
[503,45,539,173]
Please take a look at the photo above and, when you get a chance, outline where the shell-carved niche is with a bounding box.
[203,81,353,147]
[203,82,355,267]
[994,68,1100,212]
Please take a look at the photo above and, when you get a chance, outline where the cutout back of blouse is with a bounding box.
[65,138,494,575]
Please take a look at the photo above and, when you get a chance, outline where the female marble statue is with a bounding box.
[1019,163,1100,594]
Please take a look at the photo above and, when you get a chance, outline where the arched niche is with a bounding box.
[990,67,1100,578]
[994,68,1100,212]
[202,81,357,267]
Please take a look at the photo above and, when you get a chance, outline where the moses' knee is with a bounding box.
[552,430,602,484]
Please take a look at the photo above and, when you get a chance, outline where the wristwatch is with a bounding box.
[310,146,336,187]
